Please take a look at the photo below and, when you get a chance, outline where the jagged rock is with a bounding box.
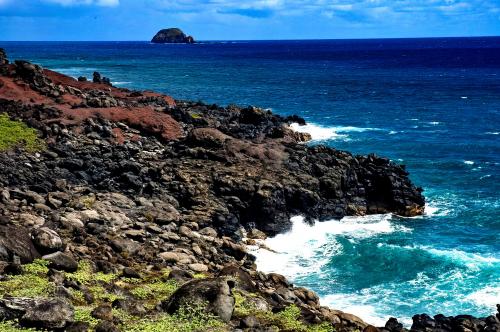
[93,71,112,86]
[151,28,195,44]
[0,224,40,263]
[0,48,8,65]
[0,297,74,330]
[162,277,235,322]
[32,227,63,254]
[385,317,404,331]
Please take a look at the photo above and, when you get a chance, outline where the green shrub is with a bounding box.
[0,113,44,152]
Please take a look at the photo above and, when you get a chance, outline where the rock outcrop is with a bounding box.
[151,28,195,44]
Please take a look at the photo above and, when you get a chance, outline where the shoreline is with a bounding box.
[0,49,498,332]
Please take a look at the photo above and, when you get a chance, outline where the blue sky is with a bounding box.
[0,0,499,40]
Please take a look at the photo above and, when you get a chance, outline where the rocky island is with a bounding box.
[151,28,195,44]
[0,48,498,332]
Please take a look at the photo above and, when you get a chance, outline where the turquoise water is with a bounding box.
[2,38,499,325]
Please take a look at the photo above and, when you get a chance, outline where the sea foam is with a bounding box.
[465,286,500,309]
[253,214,408,278]
[290,123,382,141]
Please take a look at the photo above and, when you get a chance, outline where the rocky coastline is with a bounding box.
[0,48,498,332]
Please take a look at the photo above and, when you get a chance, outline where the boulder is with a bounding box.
[42,251,78,272]
[161,277,235,322]
[0,224,40,264]
[151,28,195,44]
[32,227,63,254]
[0,297,74,330]
[93,71,112,86]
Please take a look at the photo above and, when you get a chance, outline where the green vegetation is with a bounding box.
[233,290,255,317]
[0,113,44,152]
[66,261,118,285]
[129,279,178,301]
[234,290,334,332]
[0,259,55,298]
[0,321,36,332]
[0,259,333,332]
[189,112,202,119]
[125,303,224,332]
[74,306,100,329]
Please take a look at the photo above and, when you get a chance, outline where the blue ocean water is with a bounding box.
[2,38,499,325]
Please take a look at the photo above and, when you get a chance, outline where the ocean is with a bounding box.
[2,38,499,326]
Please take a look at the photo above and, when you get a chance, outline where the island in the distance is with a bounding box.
[151,28,195,44]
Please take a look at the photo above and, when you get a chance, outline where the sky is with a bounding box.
[0,0,499,41]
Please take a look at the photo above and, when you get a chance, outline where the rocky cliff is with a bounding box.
[151,28,195,44]
[0,49,497,332]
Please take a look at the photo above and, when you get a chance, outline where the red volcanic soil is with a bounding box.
[0,68,182,142]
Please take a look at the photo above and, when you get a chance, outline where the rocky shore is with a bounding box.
[0,48,497,332]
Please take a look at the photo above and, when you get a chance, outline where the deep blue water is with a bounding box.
[2,38,499,326]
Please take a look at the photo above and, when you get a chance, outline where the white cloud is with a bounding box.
[45,0,119,7]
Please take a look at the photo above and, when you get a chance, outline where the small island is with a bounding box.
[151,28,195,44]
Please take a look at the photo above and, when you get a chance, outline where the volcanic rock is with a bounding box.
[151,28,195,44]
[162,277,235,322]
[0,297,74,330]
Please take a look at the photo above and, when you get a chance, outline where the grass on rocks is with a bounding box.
[0,260,332,332]
[0,259,202,331]
[0,259,55,298]
[125,303,225,332]
[0,113,45,152]
[234,290,335,332]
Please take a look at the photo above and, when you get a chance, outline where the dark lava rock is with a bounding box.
[161,277,235,322]
[384,317,404,331]
[93,71,112,86]
[42,251,78,272]
[167,268,194,282]
[0,224,40,264]
[151,28,194,44]
[121,267,141,279]
[0,297,74,330]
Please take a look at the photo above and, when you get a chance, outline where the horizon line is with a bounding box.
[1,34,500,43]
